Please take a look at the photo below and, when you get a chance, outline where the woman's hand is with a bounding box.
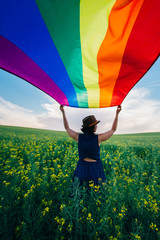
[116,105,121,114]
[60,105,64,113]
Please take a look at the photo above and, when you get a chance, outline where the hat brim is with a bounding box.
[82,120,100,128]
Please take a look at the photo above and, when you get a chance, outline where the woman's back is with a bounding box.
[78,133,100,161]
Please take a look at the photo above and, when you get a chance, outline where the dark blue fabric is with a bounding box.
[74,133,106,186]
[78,133,100,161]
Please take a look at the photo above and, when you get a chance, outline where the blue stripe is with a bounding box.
[0,0,78,107]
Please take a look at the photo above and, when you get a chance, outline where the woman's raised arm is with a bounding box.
[60,105,79,142]
[98,106,121,143]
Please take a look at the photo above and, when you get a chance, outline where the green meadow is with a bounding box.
[0,125,160,240]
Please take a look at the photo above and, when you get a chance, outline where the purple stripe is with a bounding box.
[0,35,69,106]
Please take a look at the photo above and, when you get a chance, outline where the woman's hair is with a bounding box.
[81,125,95,133]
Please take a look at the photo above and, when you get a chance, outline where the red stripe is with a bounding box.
[111,0,160,106]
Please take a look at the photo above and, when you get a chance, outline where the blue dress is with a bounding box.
[73,133,106,186]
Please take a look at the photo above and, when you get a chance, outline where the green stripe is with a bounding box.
[36,0,88,107]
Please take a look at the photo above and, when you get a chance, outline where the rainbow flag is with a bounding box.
[0,0,160,108]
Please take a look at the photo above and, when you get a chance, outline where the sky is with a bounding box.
[0,56,160,134]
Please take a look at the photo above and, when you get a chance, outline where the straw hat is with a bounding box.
[82,115,100,127]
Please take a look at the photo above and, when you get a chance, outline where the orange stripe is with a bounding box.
[97,0,144,107]
[111,0,160,107]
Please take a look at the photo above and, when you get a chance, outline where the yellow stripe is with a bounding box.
[80,0,116,108]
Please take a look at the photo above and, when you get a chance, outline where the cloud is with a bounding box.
[0,97,44,129]
[38,99,64,130]
[0,97,66,131]
[0,87,160,134]
[120,88,160,133]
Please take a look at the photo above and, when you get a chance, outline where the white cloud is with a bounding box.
[120,88,160,133]
[0,87,160,134]
[41,100,61,119]
[0,97,66,131]
[0,97,44,129]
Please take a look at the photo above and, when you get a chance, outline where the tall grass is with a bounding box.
[0,126,160,240]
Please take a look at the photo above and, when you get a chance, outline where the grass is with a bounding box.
[0,125,160,240]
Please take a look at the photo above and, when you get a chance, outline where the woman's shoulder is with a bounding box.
[79,133,97,140]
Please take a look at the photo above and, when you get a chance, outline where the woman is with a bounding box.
[60,105,121,186]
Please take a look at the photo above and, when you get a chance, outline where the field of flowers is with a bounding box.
[0,125,160,240]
